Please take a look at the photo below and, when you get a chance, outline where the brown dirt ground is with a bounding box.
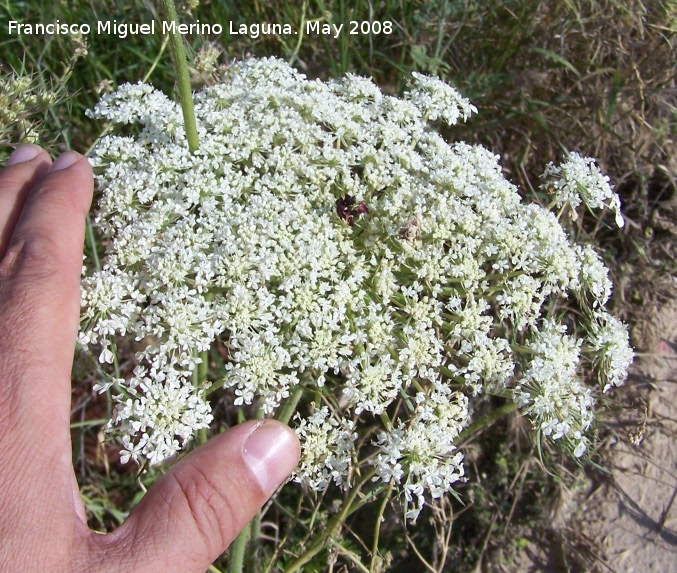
[581,294,677,572]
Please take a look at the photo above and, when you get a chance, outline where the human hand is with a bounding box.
[0,144,301,572]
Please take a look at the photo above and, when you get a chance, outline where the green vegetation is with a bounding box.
[1,1,675,571]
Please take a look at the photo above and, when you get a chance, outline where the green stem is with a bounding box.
[143,33,170,83]
[244,411,265,569]
[284,470,376,573]
[228,522,251,573]
[275,384,304,424]
[198,349,209,386]
[287,1,307,66]
[248,512,262,570]
[369,480,394,572]
[456,401,520,445]
[161,0,199,153]
[191,349,209,444]
[330,539,370,573]
[85,215,101,272]
[379,411,393,432]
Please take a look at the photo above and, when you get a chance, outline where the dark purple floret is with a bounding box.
[336,195,368,226]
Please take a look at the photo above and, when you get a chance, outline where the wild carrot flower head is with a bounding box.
[82,57,632,520]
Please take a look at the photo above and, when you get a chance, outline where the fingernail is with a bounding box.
[243,421,300,496]
[49,151,82,172]
[6,144,43,166]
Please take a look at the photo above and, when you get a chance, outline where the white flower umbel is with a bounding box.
[293,406,357,490]
[541,151,625,227]
[513,319,593,458]
[587,311,634,392]
[373,385,469,521]
[113,369,213,465]
[82,57,632,516]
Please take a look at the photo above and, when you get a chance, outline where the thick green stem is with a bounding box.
[275,384,304,424]
[369,480,394,572]
[243,411,265,569]
[85,216,101,272]
[247,511,262,570]
[228,522,251,573]
[197,349,208,383]
[161,0,199,152]
[456,400,520,444]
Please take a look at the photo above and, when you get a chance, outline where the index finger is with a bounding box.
[0,151,93,442]
[0,144,52,259]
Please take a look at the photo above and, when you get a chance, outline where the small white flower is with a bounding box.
[407,72,477,125]
[587,311,634,392]
[373,385,469,520]
[541,152,625,227]
[293,407,357,490]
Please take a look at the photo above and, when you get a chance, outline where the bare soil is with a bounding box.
[509,291,677,573]
[581,294,677,572]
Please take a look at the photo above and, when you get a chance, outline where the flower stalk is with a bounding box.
[282,470,376,573]
[161,0,199,153]
[227,522,250,573]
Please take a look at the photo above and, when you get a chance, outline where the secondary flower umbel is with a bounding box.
[81,57,632,520]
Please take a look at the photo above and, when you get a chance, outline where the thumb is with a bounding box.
[95,420,300,573]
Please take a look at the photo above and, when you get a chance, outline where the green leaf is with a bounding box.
[528,46,581,77]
